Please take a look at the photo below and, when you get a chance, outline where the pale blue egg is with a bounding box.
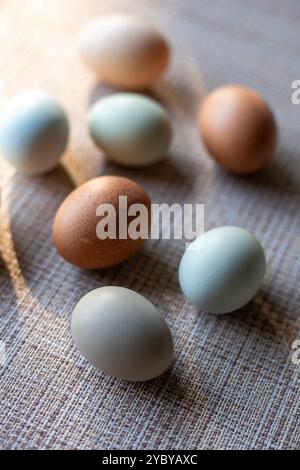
[88,93,172,167]
[0,90,69,175]
[179,226,266,314]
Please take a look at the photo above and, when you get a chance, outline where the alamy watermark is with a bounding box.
[0,341,6,366]
[291,339,300,366]
[291,80,300,104]
[95,197,204,246]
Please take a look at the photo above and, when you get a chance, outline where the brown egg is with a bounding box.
[79,15,169,89]
[53,176,151,269]
[199,85,277,174]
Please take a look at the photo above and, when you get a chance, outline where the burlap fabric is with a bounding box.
[0,0,299,450]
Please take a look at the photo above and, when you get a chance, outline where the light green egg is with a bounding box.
[72,286,174,381]
[88,93,172,167]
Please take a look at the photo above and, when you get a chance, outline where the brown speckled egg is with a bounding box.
[199,85,277,174]
[79,15,169,89]
[53,176,151,269]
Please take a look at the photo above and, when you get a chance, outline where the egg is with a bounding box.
[53,175,151,269]
[71,286,174,381]
[179,226,266,314]
[199,85,277,174]
[0,90,69,175]
[79,15,169,89]
[88,93,172,167]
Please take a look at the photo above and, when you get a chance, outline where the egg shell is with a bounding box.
[79,15,169,89]
[179,226,266,314]
[88,93,172,167]
[0,90,69,175]
[53,176,151,269]
[199,85,277,174]
[71,286,174,381]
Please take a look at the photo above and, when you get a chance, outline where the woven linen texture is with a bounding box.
[0,0,299,450]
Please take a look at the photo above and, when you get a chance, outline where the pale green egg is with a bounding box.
[72,286,174,381]
[88,93,172,167]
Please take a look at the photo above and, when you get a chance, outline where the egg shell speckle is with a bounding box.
[53,175,151,269]
[71,286,174,381]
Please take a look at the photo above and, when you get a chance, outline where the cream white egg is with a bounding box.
[79,15,169,89]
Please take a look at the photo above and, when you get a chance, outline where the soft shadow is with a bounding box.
[200,288,298,352]
[87,74,205,119]
[7,165,74,299]
[153,76,204,118]
[253,289,299,351]
[85,243,180,298]
[88,81,170,110]
[71,359,210,450]
[211,154,300,198]
[125,367,205,409]
[0,255,17,314]
[98,154,192,195]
